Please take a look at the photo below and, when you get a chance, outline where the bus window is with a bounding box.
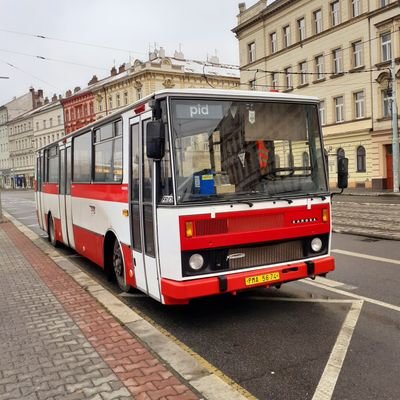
[73,131,92,182]
[47,146,59,183]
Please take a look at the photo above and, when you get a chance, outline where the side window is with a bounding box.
[66,147,71,195]
[73,131,92,182]
[47,146,59,183]
[94,120,123,183]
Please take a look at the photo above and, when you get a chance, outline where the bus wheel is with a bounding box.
[112,240,131,292]
[48,215,58,247]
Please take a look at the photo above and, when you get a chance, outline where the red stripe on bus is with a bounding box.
[42,183,59,194]
[179,204,331,251]
[73,224,104,267]
[71,183,128,203]
[121,243,136,288]
[161,256,335,305]
[53,217,64,244]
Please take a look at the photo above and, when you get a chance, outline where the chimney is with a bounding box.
[66,90,72,98]
[118,64,126,74]
[58,95,62,100]
[88,75,98,85]
[110,66,117,76]
[74,86,81,93]
[38,89,43,98]
[159,47,166,58]
[51,94,58,102]
[238,2,246,12]
[44,97,49,105]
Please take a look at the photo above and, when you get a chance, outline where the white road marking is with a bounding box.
[312,300,363,400]
[331,249,400,265]
[304,278,400,313]
[247,296,355,303]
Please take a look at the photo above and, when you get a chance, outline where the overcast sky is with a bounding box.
[0,0,263,105]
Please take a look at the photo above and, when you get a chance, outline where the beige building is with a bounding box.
[233,0,399,189]
[0,89,44,188]
[33,96,65,151]
[91,48,240,119]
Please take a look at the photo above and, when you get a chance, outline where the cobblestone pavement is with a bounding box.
[0,221,198,400]
[332,200,400,240]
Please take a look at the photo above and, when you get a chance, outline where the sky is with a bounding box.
[0,0,261,105]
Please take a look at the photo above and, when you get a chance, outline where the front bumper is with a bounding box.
[161,256,335,305]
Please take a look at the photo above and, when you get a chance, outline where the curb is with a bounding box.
[2,210,253,400]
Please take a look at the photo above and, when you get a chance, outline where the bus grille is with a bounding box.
[228,240,304,270]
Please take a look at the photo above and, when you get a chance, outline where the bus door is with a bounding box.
[36,154,45,229]
[58,146,69,246]
[65,145,75,249]
[129,116,161,301]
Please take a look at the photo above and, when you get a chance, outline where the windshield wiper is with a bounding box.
[270,196,293,204]
[229,199,254,208]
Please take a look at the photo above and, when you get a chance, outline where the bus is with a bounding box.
[35,89,347,305]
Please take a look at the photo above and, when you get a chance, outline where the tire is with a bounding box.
[112,240,131,292]
[48,215,58,247]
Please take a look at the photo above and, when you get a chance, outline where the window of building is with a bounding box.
[57,115,61,125]
[49,118,53,127]
[299,61,308,85]
[36,122,39,131]
[381,32,392,62]
[380,0,389,6]
[284,67,293,89]
[351,0,361,17]
[46,146,59,183]
[94,120,123,183]
[270,32,277,54]
[73,131,92,182]
[65,110,69,122]
[297,18,305,41]
[333,48,342,74]
[331,1,340,26]
[283,25,291,48]
[354,91,365,119]
[124,91,128,105]
[352,40,363,67]
[137,89,142,100]
[248,42,256,63]
[71,108,75,120]
[43,120,46,129]
[315,55,324,79]
[319,101,326,125]
[382,90,392,118]
[335,96,344,122]
[83,104,88,116]
[108,96,113,110]
[98,101,103,113]
[116,94,121,108]
[356,146,366,172]
[271,72,278,89]
[90,102,94,115]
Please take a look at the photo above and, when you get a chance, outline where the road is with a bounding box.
[2,190,400,400]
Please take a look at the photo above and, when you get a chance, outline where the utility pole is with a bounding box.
[391,51,399,193]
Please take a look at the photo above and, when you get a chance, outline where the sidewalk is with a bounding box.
[0,220,198,400]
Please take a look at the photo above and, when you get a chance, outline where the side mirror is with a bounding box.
[337,157,348,189]
[146,120,165,160]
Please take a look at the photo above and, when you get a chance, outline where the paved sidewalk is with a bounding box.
[0,220,198,400]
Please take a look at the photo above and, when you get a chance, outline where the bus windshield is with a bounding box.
[170,98,327,204]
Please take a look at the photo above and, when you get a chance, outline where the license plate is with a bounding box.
[245,272,280,286]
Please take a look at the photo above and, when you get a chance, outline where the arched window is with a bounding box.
[356,145,366,172]
[337,148,345,171]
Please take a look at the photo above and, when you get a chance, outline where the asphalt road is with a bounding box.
[2,190,400,400]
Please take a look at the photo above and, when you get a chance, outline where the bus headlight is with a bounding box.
[189,254,204,271]
[311,237,323,252]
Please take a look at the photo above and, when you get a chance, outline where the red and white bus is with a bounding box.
[35,89,346,305]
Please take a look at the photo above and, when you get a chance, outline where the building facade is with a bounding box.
[61,49,240,133]
[0,88,43,188]
[233,0,399,189]
[32,97,65,152]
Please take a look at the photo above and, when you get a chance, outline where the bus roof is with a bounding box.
[36,88,320,153]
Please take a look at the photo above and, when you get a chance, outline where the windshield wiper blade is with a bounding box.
[229,199,254,207]
[270,196,293,204]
